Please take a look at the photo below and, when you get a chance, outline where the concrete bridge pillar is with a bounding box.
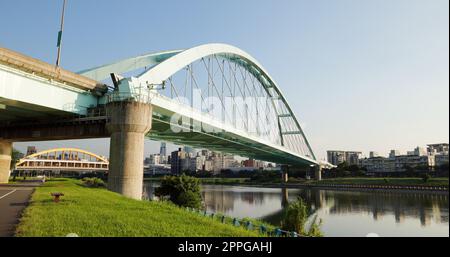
[281,165,289,183]
[281,187,289,207]
[106,101,152,200]
[315,166,322,181]
[0,140,12,183]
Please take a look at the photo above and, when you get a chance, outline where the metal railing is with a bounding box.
[311,183,448,191]
[184,207,304,237]
[106,89,154,104]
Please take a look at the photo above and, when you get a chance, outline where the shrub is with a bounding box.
[307,215,324,237]
[281,197,323,237]
[82,177,105,188]
[421,173,431,183]
[282,197,308,235]
[155,174,202,208]
[176,190,202,208]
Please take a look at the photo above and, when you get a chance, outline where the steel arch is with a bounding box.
[80,43,316,161]
[16,148,109,167]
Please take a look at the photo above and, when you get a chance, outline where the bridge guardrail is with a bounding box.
[184,207,305,237]
[310,183,448,191]
[106,90,153,104]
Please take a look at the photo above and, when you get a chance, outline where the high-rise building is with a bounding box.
[212,152,223,174]
[389,150,401,158]
[369,151,380,158]
[327,151,346,165]
[184,146,196,158]
[149,154,161,165]
[435,154,449,167]
[345,151,363,165]
[26,146,37,156]
[427,143,449,155]
[158,142,167,164]
[243,159,264,168]
[361,144,447,174]
[427,143,449,168]
[414,147,427,156]
[170,148,187,175]
[159,142,166,156]
[327,150,362,166]
[200,150,212,158]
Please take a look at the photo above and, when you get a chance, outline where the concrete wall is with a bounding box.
[0,141,12,183]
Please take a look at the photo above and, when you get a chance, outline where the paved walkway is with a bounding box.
[0,182,39,237]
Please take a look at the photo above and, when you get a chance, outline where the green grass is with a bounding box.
[16,179,263,237]
[7,176,39,184]
[308,177,449,187]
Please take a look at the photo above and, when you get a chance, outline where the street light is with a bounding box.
[56,0,67,67]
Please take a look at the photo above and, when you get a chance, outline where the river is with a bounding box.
[143,182,449,237]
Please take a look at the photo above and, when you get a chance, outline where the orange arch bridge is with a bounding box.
[15,148,109,172]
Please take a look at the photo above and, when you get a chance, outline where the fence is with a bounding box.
[106,90,153,104]
[311,184,448,191]
[184,207,303,237]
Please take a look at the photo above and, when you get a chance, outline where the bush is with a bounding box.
[421,173,431,183]
[155,174,202,209]
[282,197,308,235]
[281,197,323,237]
[82,177,105,188]
[176,190,202,208]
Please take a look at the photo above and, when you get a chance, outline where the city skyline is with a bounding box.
[2,0,449,160]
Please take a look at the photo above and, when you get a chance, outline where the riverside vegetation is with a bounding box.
[15,178,262,237]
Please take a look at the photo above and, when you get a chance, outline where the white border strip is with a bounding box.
[0,189,17,200]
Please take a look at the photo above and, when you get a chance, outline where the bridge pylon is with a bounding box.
[0,140,12,183]
[106,100,152,200]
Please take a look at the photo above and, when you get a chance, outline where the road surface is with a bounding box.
[0,183,37,237]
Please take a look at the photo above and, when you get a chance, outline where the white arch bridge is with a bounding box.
[0,43,330,198]
[15,148,109,172]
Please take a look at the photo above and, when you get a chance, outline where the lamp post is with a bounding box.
[56,0,67,67]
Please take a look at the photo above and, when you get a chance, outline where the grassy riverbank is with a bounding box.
[16,179,263,237]
[146,176,449,187]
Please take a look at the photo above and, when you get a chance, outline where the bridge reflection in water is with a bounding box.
[143,182,448,237]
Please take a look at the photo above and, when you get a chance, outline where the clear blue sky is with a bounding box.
[2,0,448,160]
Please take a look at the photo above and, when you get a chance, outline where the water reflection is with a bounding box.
[143,182,449,237]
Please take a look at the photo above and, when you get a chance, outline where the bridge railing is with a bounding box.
[184,207,305,237]
[106,90,154,104]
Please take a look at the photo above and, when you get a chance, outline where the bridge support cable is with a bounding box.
[157,52,303,154]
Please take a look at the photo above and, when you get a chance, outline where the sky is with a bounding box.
[1,0,448,161]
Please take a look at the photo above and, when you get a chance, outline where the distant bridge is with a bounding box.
[15,148,109,172]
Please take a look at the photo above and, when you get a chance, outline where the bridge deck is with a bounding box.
[0,47,106,93]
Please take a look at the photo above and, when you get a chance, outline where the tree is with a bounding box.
[405,165,416,177]
[155,174,202,208]
[439,162,449,172]
[11,148,24,169]
[337,161,349,170]
[421,173,431,183]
